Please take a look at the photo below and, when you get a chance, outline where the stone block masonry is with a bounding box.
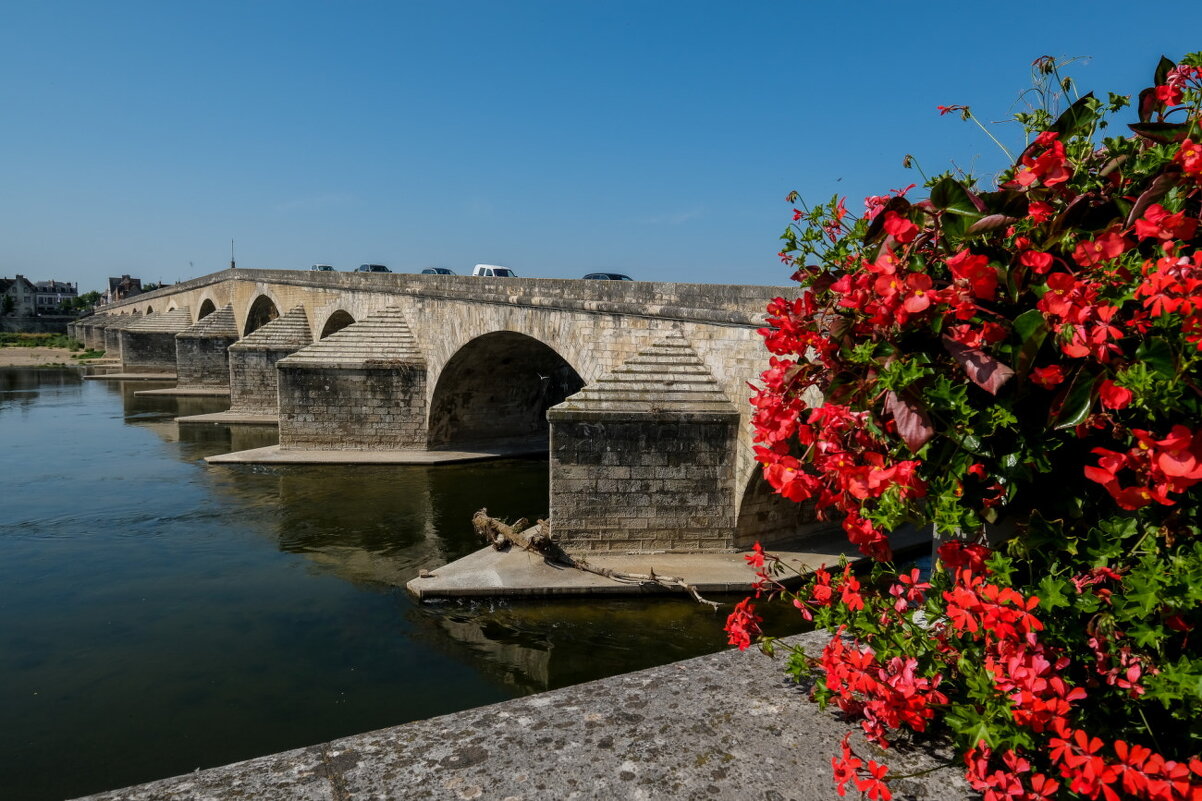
[276,306,428,451]
[119,308,192,372]
[227,307,312,415]
[175,305,239,388]
[277,364,428,449]
[99,314,142,357]
[549,415,739,552]
[548,332,742,552]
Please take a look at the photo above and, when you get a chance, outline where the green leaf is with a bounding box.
[1129,622,1166,649]
[1037,575,1071,611]
[1013,309,1049,377]
[930,176,985,218]
[1155,55,1176,88]
[1128,122,1191,144]
[1053,371,1099,429]
[1051,93,1097,140]
[1136,337,1176,377]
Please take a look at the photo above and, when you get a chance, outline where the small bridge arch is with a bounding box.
[243,294,281,336]
[319,310,355,339]
[427,331,585,449]
[197,298,217,320]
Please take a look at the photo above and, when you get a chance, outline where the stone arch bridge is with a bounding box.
[73,269,827,554]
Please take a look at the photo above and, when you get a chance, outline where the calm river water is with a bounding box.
[0,367,764,801]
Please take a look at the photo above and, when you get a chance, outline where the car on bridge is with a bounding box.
[309,264,335,272]
[582,272,633,281]
[421,267,455,275]
[471,264,516,277]
[355,264,391,273]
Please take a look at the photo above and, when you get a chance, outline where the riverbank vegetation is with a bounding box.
[0,333,84,350]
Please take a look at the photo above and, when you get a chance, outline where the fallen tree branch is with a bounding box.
[471,509,721,610]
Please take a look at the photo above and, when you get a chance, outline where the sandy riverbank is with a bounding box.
[0,347,90,367]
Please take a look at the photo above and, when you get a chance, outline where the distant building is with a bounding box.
[0,275,38,316]
[101,275,143,305]
[34,280,78,313]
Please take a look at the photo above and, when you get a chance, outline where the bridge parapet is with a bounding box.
[100,269,789,329]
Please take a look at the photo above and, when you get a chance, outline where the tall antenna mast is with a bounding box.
[230,239,236,270]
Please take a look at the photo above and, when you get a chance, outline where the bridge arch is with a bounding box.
[243,294,281,336]
[427,331,585,449]
[197,298,217,320]
[144,305,154,315]
[319,310,355,339]
[734,469,822,550]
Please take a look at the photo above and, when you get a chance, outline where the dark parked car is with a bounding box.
[421,267,455,275]
[355,264,391,273]
[582,272,633,280]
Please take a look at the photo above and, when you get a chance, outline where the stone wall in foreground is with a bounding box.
[73,631,973,801]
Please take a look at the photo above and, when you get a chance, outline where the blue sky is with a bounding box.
[1,2,1199,291]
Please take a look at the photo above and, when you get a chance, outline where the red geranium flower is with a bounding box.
[1030,365,1066,389]
[1099,379,1133,410]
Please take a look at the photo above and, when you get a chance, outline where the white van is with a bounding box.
[471,264,516,277]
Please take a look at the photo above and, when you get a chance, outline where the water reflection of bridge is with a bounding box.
[107,379,751,695]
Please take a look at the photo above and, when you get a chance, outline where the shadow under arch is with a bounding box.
[144,306,154,315]
[320,310,355,339]
[244,295,281,336]
[428,331,584,449]
[197,299,217,320]
[734,469,824,550]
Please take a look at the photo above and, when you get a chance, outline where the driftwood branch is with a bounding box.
[472,509,721,610]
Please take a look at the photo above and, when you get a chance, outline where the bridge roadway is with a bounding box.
[73,269,828,554]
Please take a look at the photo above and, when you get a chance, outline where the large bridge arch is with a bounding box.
[243,293,282,336]
[427,331,585,449]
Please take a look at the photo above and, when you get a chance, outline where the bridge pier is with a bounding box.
[119,308,192,373]
[175,305,239,389]
[547,332,741,553]
[276,307,428,450]
[226,307,312,417]
[104,316,138,358]
[81,315,112,348]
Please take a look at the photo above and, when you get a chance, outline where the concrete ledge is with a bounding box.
[176,411,279,426]
[83,372,178,381]
[133,387,230,397]
[204,443,547,465]
[74,630,971,801]
[407,525,929,599]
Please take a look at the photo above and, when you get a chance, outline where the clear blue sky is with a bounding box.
[1,1,1198,291]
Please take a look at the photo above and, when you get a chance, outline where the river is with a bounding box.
[0,367,777,800]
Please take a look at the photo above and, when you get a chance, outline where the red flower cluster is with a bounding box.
[723,598,762,651]
[1085,424,1202,509]
[1007,131,1072,188]
[749,54,1202,801]
[755,400,925,560]
[821,632,949,747]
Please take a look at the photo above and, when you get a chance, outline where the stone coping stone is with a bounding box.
[204,441,548,466]
[176,411,278,426]
[83,372,178,381]
[73,629,972,801]
[407,525,929,600]
[133,387,231,398]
